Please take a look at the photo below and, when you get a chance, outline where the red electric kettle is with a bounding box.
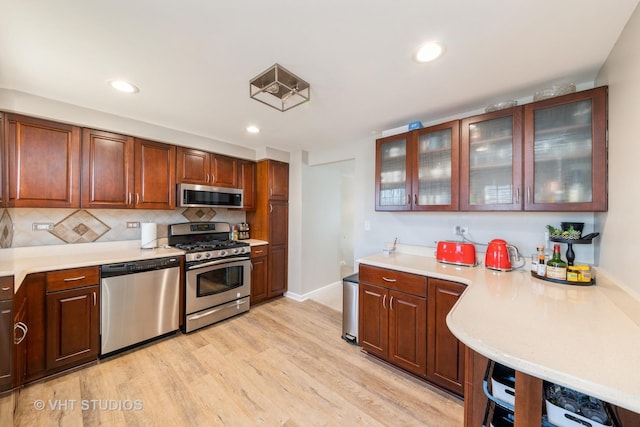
[485,239,522,271]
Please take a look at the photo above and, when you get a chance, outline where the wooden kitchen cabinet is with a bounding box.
[0,276,14,393]
[5,114,81,208]
[460,107,523,211]
[13,286,27,389]
[0,113,4,208]
[246,160,289,303]
[523,86,607,211]
[176,147,238,188]
[250,244,268,304]
[81,128,135,208]
[375,120,460,211]
[427,278,466,395]
[358,265,427,377]
[237,159,256,210]
[134,138,176,209]
[45,267,100,371]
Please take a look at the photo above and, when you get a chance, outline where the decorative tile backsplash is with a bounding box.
[1,207,246,248]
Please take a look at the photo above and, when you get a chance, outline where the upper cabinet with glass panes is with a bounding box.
[375,121,459,211]
[375,86,607,213]
[523,86,607,211]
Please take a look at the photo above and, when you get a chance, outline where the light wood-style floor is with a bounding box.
[11,298,463,426]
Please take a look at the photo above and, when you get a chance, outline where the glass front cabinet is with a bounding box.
[375,121,459,211]
[523,86,607,211]
[460,107,523,211]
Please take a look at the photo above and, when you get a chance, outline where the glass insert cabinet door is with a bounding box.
[460,108,523,211]
[523,87,607,211]
[411,121,459,211]
[375,134,411,210]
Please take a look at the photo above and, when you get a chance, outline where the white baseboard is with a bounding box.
[285,280,342,302]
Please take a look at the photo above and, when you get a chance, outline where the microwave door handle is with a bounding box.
[187,257,251,270]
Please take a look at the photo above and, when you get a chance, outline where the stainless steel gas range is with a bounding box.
[168,222,251,333]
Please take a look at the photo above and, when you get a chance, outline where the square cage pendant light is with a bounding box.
[250,63,310,112]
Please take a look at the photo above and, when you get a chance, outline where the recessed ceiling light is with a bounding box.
[246,125,260,134]
[414,41,444,63]
[108,79,139,93]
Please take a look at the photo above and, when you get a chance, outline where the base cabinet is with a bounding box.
[250,245,269,305]
[427,278,466,395]
[359,265,466,395]
[46,285,99,370]
[0,277,13,392]
[358,265,427,378]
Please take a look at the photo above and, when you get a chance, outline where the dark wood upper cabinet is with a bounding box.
[211,154,237,188]
[176,148,238,188]
[176,147,210,185]
[268,160,289,200]
[81,129,134,208]
[134,138,176,209]
[460,107,523,211]
[376,120,460,211]
[237,159,256,210]
[5,114,81,208]
[0,113,4,208]
[523,86,607,211]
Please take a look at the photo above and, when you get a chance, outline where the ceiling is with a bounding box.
[0,0,638,154]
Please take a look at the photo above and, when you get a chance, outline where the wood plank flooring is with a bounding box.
[11,298,463,426]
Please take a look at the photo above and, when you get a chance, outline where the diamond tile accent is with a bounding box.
[0,209,14,248]
[181,207,217,222]
[50,209,111,243]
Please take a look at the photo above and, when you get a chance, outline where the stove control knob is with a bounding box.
[195,253,202,260]
[204,252,212,258]
[232,248,239,254]
[219,250,227,257]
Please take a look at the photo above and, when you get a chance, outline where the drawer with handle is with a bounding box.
[251,244,269,258]
[0,276,14,300]
[359,264,427,296]
[46,266,100,292]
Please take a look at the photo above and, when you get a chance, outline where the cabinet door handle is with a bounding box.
[382,277,397,283]
[206,173,210,183]
[93,291,97,306]
[136,193,140,204]
[527,186,531,204]
[270,187,273,196]
[414,194,418,205]
[1,286,10,291]
[515,187,520,204]
[254,250,263,254]
[14,322,28,344]
[390,296,394,310]
[269,204,273,213]
[63,276,86,282]
[128,192,132,205]
[382,294,387,309]
[211,174,215,183]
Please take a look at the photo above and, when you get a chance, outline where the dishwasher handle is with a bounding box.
[101,257,181,277]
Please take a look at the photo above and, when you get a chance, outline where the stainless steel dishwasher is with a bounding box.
[100,256,181,356]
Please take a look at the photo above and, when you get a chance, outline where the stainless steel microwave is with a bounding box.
[177,184,243,208]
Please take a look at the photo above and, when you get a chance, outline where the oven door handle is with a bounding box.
[187,257,251,270]
[189,299,248,320]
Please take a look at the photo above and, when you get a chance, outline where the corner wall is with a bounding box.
[595,3,640,296]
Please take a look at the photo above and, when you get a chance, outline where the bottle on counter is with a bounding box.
[546,244,567,280]
[536,245,547,276]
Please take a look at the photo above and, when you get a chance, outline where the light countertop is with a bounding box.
[357,251,640,414]
[1,239,270,292]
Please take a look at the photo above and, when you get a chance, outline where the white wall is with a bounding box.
[595,3,640,297]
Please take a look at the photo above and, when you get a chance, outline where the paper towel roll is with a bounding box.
[140,223,157,249]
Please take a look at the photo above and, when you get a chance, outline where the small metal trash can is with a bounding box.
[342,273,359,345]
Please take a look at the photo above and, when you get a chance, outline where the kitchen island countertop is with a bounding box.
[357,251,640,414]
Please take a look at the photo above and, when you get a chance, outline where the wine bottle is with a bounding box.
[547,244,567,280]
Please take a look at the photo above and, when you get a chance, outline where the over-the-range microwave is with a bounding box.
[177,183,243,208]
